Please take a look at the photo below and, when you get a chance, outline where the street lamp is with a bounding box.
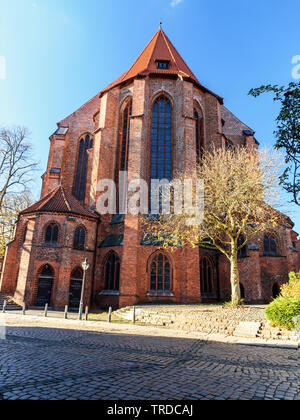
[78,258,90,320]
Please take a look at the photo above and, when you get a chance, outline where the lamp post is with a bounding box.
[79,258,90,320]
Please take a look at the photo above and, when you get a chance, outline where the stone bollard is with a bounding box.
[2,300,7,314]
[64,305,68,320]
[22,303,26,316]
[108,307,112,323]
[85,306,89,321]
[132,306,136,324]
[44,303,48,318]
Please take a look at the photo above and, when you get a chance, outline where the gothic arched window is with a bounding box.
[194,108,203,163]
[74,134,93,202]
[45,223,59,245]
[151,96,172,181]
[150,253,171,292]
[238,235,247,258]
[263,234,278,256]
[200,256,213,295]
[120,101,132,173]
[104,252,120,291]
[73,227,86,250]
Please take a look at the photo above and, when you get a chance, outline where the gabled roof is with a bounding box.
[21,185,98,219]
[100,28,223,103]
[221,106,254,136]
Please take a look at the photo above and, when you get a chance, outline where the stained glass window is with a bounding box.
[73,227,85,250]
[200,256,213,295]
[194,108,203,163]
[45,223,58,245]
[120,102,132,172]
[150,254,171,292]
[264,234,278,256]
[74,135,93,202]
[238,235,247,258]
[104,252,120,291]
[151,97,172,181]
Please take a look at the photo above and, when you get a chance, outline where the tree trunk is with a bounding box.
[230,243,241,306]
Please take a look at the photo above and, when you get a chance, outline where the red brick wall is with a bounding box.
[3,72,299,310]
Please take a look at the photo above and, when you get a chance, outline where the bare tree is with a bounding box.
[0,127,38,210]
[143,146,286,306]
[0,191,34,257]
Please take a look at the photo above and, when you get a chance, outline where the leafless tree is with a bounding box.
[143,146,286,306]
[0,126,38,210]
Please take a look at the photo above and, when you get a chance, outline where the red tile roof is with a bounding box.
[21,185,98,219]
[56,29,223,128]
[100,28,223,103]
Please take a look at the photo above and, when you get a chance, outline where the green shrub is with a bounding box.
[265,296,300,330]
[281,271,300,299]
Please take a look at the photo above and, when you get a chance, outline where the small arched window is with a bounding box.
[194,108,203,163]
[45,223,59,245]
[150,253,171,292]
[74,134,93,203]
[200,256,213,295]
[73,227,86,250]
[263,234,278,256]
[104,252,120,291]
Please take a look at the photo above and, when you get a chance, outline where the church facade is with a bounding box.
[1,29,299,310]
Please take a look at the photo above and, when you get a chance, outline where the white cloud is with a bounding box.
[170,0,184,7]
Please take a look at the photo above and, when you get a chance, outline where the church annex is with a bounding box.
[1,29,299,310]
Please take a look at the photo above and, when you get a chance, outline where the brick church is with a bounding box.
[1,28,299,310]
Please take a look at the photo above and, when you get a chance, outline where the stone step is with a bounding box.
[233,321,262,338]
[0,293,22,311]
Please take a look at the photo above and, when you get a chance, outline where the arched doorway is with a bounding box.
[272,283,281,299]
[200,256,213,296]
[69,268,83,311]
[36,265,54,307]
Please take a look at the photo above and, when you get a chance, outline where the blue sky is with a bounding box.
[0,0,299,231]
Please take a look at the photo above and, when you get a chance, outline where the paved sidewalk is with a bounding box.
[2,311,299,348]
[0,313,299,400]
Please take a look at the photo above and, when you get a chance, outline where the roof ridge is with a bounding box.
[60,186,71,211]
[160,29,179,72]
[119,29,160,85]
[37,185,61,210]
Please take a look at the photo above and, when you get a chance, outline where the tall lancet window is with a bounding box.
[120,101,132,172]
[194,108,203,163]
[74,134,93,202]
[151,96,172,181]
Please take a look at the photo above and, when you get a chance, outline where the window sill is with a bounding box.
[43,243,58,248]
[146,291,175,297]
[99,291,120,296]
[261,254,284,258]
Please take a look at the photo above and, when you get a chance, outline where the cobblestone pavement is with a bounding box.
[0,316,299,400]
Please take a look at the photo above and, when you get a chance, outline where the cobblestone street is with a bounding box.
[0,315,299,400]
